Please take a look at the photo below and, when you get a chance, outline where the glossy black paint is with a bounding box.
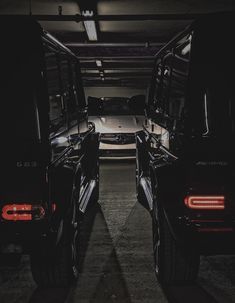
[136,12,235,254]
[0,17,99,253]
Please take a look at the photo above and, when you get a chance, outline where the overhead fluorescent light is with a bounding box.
[82,10,98,41]
[96,60,102,67]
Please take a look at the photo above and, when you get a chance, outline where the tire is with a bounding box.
[152,198,200,285]
[30,208,79,287]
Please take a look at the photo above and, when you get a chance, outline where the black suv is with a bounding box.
[0,17,99,287]
[136,12,235,285]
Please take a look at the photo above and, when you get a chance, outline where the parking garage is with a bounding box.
[1,1,235,303]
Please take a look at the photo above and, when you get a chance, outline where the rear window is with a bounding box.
[188,18,235,137]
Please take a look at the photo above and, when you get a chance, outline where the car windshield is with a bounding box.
[88,96,145,116]
[102,98,131,115]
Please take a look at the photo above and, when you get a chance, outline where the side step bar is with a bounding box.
[139,177,153,211]
[79,179,96,213]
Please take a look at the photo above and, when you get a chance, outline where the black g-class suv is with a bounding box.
[136,12,235,285]
[0,17,99,287]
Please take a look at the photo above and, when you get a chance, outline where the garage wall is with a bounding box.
[84,87,147,101]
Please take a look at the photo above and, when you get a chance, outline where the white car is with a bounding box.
[88,96,145,158]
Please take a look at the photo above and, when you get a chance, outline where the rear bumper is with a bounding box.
[167,214,235,254]
[0,220,51,251]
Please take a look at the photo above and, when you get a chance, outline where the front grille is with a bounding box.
[101,133,135,145]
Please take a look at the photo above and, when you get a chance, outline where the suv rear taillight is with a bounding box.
[184,196,225,210]
[2,204,45,221]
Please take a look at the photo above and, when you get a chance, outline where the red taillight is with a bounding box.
[184,196,225,210]
[52,203,56,212]
[2,204,45,221]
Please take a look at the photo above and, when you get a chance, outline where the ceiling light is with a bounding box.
[96,60,102,67]
[82,10,98,41]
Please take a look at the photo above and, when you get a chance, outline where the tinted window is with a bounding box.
[189,19,235,137]
[67,59,82,127]
[88,96,145,116]
[102,98,131,115]
[152,58,163,110]
[168,35,191,130]
[45,50,67,137]
[45,49,83,138]
[149,33,192,131]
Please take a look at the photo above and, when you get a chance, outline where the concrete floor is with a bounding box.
[1,160,235,302]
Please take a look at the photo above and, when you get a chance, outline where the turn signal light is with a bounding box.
[184,196,225,210]
[2,204,45,221]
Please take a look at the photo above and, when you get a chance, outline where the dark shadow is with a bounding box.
[162,284,218,303]
[99,158,135,164]
[201,255,235,284]
[28,287,70,303]
[0,257,25,284]
[26,202,101,303]
[27,202,113,303]
[137,192,152,212]
[78,201,103,272]
[66,201,132,303]
[90,249,132,303]
[89,208,132,303]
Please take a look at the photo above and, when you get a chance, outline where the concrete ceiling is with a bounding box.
[1,0,235,88]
